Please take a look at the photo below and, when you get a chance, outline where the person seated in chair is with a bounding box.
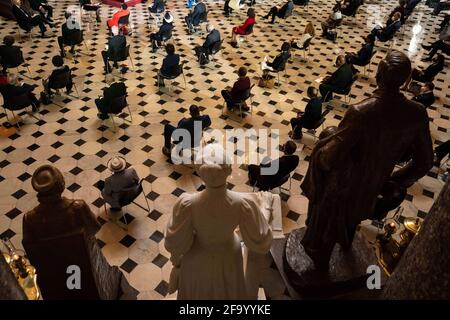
[289,86,322,140]
[434,140,450,167]
[149,0,165,13]
[371,12,401,42]
[42,55,72,97]
[150,11,174,53]
[194,23,221,64]
[412,82,435,108]
[421,38,450,61]
[101,26,126,73]
[403,0,421,20]
[157,44,180,87]
[95,74,127,120]
[321,2,342,37]
[98,156,141,213]
[248,141,299,191]
[107,3,129,34]
[0,36,23,74]
[402,53,445,89]
[58,11,81,58]
[185,0,206,34]
[1,73,40,111]
[162,104,212,157]
[29,0,53,22]
[263,0,294,24]
[79,0,101,22]
[261,42,291,72]
[341,0,362,17]
[290,22,315,49]
[12,0,49,38]
[319,55,354,102]
[386,0,406,25]
[345,34,375,67]
[221,66,251,111]
[230,8,256,48]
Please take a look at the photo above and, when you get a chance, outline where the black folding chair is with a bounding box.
[103,94,133,132]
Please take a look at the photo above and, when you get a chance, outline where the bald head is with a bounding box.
[376,50,411,90]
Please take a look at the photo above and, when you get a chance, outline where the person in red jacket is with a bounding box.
[107,3,130,34]
[230,8,256,48]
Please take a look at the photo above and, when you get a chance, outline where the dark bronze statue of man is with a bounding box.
[301,50,434,271]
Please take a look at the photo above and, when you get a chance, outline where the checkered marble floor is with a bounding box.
[0,0,448,299]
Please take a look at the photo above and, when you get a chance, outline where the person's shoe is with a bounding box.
[230,41,239,48]
[97,113,109,120]
[421,44,432,50]
[162,146,171,157]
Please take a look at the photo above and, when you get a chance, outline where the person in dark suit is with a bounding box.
[57,11,81,58]
[341,0,362,17]
[404,0,421,19]
[157,44,180,87]
[248,141,300,191]
[319,55,354,101]
[162,104,212,157]
[412,82,435,108]
[345,34,375,66]
[421,39,450,61]
[371,12,401,42]
[434,140,450,167]
[0,36,23,73]
[12,0,49,38]
[402,53,445,89]
[221,66,251,111]
[185,0,206,33]
[321,3,342,36]
[29,0,53,21]
[148,0,165,13]
[42,55,72,96]
[95,74,127,120]
[289,86,323,139]
[194,23,221,64]
[261,42,291,72]
[150,11,173,53]
[386,0,406,25]
[0,73,40,111]
[101,26,126,73]
[79,0,101,22]
[263,0,294,24]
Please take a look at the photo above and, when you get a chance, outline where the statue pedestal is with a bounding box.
[281,227,382,298]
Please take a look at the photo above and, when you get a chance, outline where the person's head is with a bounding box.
[376,50,411,91]
[319,126,338,140]
[13,0,21,6]
[307,86,318,99]
[105,74,115,85]
[281,42,291,52]
[3,36,14,47]
[52,55,64,67]
[247,8,255,18]
[335,55,346,67]
[111,25,119,36]
[8,73,18,86]
[195,143,232,188]
[107,156,127,174]
[64,11,72,20]
[283,141,297,155]
[365,34,375,45]
[189,104,200,117]
[304,22,315,37]
[165,43,175,55]
[163,11,174,24]
[392,12,401,21]
[206,23,214,33]
[121,3,128,10]
[421,82,434,93]
[31,165,66,203]
[238,66,247,78]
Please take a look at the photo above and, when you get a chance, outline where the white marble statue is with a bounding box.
[165,143,273,300]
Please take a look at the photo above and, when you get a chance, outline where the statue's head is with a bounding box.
[376,50,411,91]
[195,143,232,188]
[31,165,65,203]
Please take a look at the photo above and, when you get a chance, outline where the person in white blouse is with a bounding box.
[290,22,315,50]
[165,143,273,299]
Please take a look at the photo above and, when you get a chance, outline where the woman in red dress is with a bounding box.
[230,8,256,48]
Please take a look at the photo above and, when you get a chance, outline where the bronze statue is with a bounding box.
[301,50,434,271]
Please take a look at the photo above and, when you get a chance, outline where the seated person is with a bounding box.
[162,104,212,157]
[319,55,354,101]
[433,1,450,15]
[149,0,165,13]
[261,42,291,72]
[101,26,126,73]
[42,55,72,96]
[99,156,141,213]
[371,12,401,42]
[221,66,251,111]
[12,0,49,38]
[187,0,197,9]
[230,8,256,48]
[57,11,81,58]
[150,11,173,53]
[345,34,375,66]
[194,23,221,64]
[321,3,342,36]
[289,86,322,139]
[0,73,40,111]
[412,82,436,108]
[290,22,315,49]
[248,141,299,191]
[422,38,450,61]
[387,0,406,25]
[0,36,23,73]
[404,0,421,19]
[224,0,245,16]
[341,0,362,17]
[402,53,445,89]
[29,0,53,22]
[263,0,294,24]
[79,0,101,22]
[95,74,127,120]
[185,0,206,34]
[434,140,450,167]
[107,3,129,33]
[157,43,180,87]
